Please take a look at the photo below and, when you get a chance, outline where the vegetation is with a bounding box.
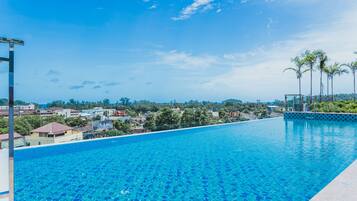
[341,61,357,100]
[284,56,308,98]
[323,63,348,101]
[312,101,357,113]
[302,50,318,103]
[315,50,328,100]
[113,120,131,133]
[101,130,125,137]
[65,117,88,127]
[155,108,180,131]
[0,115,88,135]
[143,113,156,131]
[284,50,356,111]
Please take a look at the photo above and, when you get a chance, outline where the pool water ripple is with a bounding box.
[15,118,357,200]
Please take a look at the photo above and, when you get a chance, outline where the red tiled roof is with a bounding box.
[0,133,23,141]
[32,122,72,135]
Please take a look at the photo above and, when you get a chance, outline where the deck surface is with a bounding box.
[311,160,357,201]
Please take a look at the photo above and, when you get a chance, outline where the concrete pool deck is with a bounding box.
[311,160,357,201]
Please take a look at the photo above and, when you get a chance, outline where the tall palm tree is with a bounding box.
[341,61,357,101]
[284,56,308,98]
[302,50,318,104]
[323,67,330,99]
[324,63,349,101]
[315,50,328,101]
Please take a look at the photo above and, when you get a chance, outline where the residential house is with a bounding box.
[26,122,83,146]
[54,109,80,118]
[91,120,113,131]
[0,133,26,149]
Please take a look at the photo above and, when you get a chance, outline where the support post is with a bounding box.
[8,43,15,201]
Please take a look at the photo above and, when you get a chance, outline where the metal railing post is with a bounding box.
[8,43,15,201]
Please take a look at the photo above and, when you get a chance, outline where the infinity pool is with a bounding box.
[15,118,357,200]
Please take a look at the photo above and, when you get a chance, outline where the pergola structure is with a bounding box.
[284,94,304,112]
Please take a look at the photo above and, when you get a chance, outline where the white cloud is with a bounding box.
[172,0,214,21]
[149,4,157,10]
[197,4,357,101]
[155,50,219,69]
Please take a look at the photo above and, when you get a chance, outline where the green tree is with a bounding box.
[341,61,357,101]
[194,108,210,126]
[284,56,308,99]
[143,113,156,131]
[113,120,131,133]
[181,108,196,128]
[120,97,130,106]
[42,115,65,125]
[219,109,230,123]
[302,50,318,103]
[14,118,33,135]
[315,50,328,101]
[65,117,88,127]
[102,130,125,137]
[21,115,42,129]
[324,63,349,101]
[155,108,180,131]
[0,118,8,134]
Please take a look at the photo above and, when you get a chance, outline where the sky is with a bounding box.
[0,0,356,103]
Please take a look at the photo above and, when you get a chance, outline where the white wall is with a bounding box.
[0,149,9,201]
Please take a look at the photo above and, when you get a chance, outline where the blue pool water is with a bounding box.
[15,118,357,200]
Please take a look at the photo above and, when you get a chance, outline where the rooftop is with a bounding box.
[0,132,23,141]
[31,122,72,135]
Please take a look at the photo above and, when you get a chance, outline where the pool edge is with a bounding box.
[310,160,357,201]
[15,117,283,151]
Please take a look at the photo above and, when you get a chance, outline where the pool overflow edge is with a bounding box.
[15,117,283,151]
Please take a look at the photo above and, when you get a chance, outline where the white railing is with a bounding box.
[0,149,9,201]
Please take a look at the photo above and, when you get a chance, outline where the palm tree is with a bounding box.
[324,63,349,101]
[302,50,318,104]
[341,61,357,101]
[323,67,330,99]
[284,56,308,98]
[315,50,328,101]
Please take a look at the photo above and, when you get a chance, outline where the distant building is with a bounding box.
[131,126,147,134]
[0,104,36,116]
[54,109,80,118]
[26,122,83,146]
[0,104,35,111]
[229,111,240,118]
[109,116,131,121]
[172,108,181,113]
[81,107,116,120]
[131,115,146,125]
[115,110,127,117]
[210,111,219,118]
[92,120,113,131]
[37,109,53,117]
[267,105,282,113]
[0,133,26,149]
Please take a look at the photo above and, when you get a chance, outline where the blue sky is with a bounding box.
[0,0,356,103]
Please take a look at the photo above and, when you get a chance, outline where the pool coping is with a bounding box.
[310,160,357,201]
[15,117,283,151]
